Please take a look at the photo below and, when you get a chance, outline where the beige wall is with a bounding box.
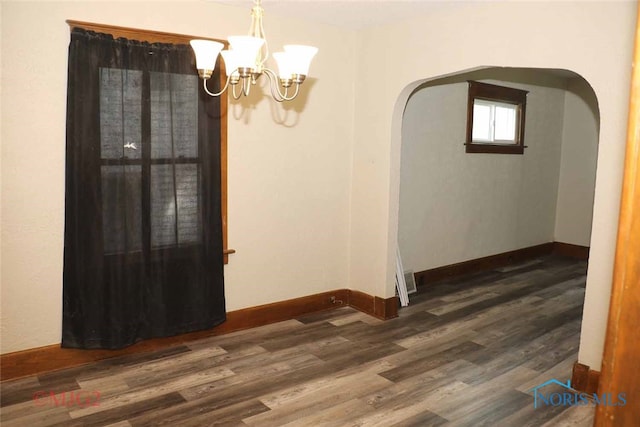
[350,1,635,370]
[399,72,568,273]
[0,1,354,354]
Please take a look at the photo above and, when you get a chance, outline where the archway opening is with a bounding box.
[395,66,599,297]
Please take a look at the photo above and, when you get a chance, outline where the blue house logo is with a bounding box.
[530,378,627,409]
[530,379,573,409]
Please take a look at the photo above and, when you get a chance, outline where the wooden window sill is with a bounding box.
[223,248,236,265]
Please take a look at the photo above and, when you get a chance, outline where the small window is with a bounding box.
[466,81,528,154]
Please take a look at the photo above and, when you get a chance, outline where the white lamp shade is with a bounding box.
[273,52,295,79]
[283,45,318,76]
[220,50,241,77]
[190,40,224,71]
[227,36,265,69]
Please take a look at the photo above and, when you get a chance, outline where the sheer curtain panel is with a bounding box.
[63,29,226,349]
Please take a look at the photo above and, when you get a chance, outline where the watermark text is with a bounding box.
[32,390,101,408]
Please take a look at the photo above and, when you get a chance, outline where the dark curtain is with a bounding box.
[63,28,225,349]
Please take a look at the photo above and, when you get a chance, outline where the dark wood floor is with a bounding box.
[1,255,595,426]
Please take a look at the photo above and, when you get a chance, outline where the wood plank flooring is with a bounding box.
[0,255,595,426]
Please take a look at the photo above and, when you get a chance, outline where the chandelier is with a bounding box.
[190,0,318,102]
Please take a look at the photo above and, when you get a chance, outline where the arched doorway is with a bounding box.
[396,67,599,290]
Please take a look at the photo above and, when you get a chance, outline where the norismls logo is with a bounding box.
[530,379,627,409]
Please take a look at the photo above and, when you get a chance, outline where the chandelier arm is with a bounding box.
[284,84,300,102]
[231,83,242,100]
[262,69,300,102]
[263,70,285,102]
[202,75,231,97]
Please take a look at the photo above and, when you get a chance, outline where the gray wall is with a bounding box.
[555,78,600,247]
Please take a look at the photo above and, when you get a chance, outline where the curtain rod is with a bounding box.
[66,20,226,46]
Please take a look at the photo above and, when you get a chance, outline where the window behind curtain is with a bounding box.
[100,69,202,254]
[63,27,226,349]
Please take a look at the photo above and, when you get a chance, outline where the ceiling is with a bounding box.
[209,0,454,30]
[207,0,583,81]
